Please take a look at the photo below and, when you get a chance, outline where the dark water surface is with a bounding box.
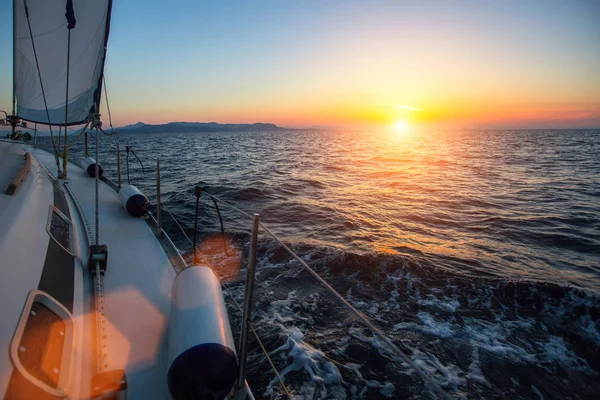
[48,129,600,398]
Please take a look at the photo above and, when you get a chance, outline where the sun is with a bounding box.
[395,120,409,131]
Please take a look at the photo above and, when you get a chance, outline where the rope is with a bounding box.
[23,0,60,173]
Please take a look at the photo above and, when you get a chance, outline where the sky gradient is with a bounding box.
[1,0,599,129]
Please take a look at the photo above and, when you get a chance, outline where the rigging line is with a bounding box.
[22,0,60,172]
[62,28,72,175]
[103,76,114,131]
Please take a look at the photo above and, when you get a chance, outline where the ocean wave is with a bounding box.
[212,238,600,399]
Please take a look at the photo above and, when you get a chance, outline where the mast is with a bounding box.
[11,0,16,137]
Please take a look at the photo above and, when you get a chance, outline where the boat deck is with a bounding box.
[0,140,176,399]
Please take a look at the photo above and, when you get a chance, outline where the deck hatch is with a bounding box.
[10,290,76,397]
[46,205,75,257]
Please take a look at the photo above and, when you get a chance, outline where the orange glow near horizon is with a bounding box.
[4,2,596,129]
[105,90,600,130]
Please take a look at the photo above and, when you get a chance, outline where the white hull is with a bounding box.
[0,140,240,399]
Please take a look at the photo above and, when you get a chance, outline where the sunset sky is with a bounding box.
[0,0,599,129]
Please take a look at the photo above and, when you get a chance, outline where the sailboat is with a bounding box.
[0,1,458,399]
[0,1,250,399]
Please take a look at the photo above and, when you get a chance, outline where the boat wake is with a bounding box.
[205,237,600,399]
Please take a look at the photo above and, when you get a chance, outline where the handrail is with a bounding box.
[200,191,452,400]
[159,188,451,398]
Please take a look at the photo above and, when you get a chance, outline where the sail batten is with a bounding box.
[15,0,112,126]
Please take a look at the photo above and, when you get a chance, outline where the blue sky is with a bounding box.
[1,0,599,128]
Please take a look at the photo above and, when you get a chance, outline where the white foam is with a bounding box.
[268,334,345,399]
[379,382,395,398]
[411,349,466,392]
[531,384,544,399]
[462,318,536,363]
[348,327,397,359]
[542,336,590,372]
[332,336,350,356]
[580,314,600,342]
[341,362,396,399]
[257,289,347,399]
[467,346,488,385]
[418,296,460,313]
[393,312,455,338]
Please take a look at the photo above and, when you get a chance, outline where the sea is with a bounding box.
[42,128,600,399]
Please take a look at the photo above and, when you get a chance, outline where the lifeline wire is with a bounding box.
[155,179,450,397]
[200,190,452,399]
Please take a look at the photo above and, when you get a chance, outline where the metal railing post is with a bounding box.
[236,213,260,390]
[156,158,161,233]
[115,138,121,190]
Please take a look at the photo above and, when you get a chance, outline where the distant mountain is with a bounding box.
[117,121,285,133]
[122,121,146,130]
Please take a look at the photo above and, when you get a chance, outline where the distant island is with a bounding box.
[118,121,286,133]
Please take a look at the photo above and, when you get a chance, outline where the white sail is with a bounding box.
[14,0,112,125]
